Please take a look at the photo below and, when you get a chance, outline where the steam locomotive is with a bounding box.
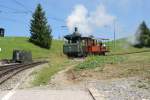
[63,27,109,57]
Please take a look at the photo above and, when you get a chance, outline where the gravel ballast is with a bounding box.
[0,64,48,91]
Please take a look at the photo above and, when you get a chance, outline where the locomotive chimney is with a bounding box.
[75,27,78,32]
[73,27,81,36]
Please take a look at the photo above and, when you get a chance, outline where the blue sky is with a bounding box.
[0,0,149,39]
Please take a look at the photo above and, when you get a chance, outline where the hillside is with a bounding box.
[0,37,64,59]
[0,37,74,86]
[1,37,149,59]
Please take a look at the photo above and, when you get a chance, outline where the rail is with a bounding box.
[0,61,48,85]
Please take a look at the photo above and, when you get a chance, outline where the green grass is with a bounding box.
[0,37,48,59]
[75,38,150,71]
[0,37,65,59]
[32,60,72,86]
[75,55,125,70]
[35,38,73,86]
[0,37,69,86]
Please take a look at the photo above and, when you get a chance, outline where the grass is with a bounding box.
[32,60,72,86]
[74,38,150,80]
[28,38,74,86]
[0,37,70,86]
[0,37,50,59]
[75,55,125,71]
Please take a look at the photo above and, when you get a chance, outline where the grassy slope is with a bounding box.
[0,37,73,86]
[0,37,51,59]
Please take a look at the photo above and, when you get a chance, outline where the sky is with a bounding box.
[0,0,149,39]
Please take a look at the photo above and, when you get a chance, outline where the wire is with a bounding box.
[0,1,66,23]
[0,4,30,14]
[13,0,32,13]
[0,4,21,12]
[0,11,29,14]
[0,16,27,24]
[48,17,65,23]
[12,0,67,23]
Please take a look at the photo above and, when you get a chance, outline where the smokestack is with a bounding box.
[73,27,81,36]
[75,27,78,32]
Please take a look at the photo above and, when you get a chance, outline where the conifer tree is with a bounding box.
[135,21,150,47]
[30,4,52,49]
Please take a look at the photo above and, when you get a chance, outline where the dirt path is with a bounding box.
[48,64,81,89]
[47,62,150,100]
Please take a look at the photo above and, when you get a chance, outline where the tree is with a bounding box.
[30,4,52,49]
[135,21,150,47]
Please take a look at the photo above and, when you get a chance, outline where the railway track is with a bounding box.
[0,63,20,71]
[0,61,48,85]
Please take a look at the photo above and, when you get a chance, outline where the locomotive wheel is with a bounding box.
[77,53,82,57]
[102,52,105,56]
[99,52,105,56]
[82,53,87,57]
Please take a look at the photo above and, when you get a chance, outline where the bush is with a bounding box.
[75,55,124,71]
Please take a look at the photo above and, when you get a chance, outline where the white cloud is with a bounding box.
[66,4,116,36]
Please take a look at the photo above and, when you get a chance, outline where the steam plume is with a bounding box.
[66,4,115,36]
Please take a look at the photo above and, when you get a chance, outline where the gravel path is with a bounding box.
[88,77,150,100]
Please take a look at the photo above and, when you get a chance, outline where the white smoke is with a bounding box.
[66,4,116,36]
[127,35,138,45]
[127,29,141,45]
